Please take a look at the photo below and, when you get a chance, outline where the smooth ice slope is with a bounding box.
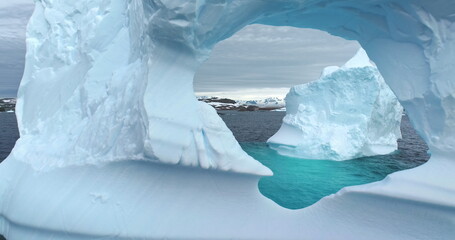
[268,49,403,160]
[1,0,455,239]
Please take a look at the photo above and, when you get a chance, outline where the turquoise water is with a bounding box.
[241,142,427,209]
[217,111,429,210]
[0,112,430,211]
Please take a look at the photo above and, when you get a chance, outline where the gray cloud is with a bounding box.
[0,2,34,97]
[0,3,360,99]
[194,25,360,98]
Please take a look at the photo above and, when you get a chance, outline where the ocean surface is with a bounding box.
[0,111,429,211]
[0,113,17,240]
[218,110,429,209]
[0,113,19,161]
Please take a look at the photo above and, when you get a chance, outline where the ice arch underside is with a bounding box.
[1,0,454,239]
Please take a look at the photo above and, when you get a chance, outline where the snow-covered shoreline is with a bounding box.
[0,98,15,113]
[197,96,285,111]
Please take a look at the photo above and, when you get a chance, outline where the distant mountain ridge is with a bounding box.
[197,96,285,111]
[238,97,285,108]
[0,96,286,113]
[0,98,16,112]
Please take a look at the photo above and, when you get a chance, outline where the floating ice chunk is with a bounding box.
[268,49,403,160]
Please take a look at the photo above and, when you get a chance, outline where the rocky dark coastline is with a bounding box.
[0,98,15,112]
[197,97,285,111]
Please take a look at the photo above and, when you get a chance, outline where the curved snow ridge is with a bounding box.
[0,158,277,240]
[268,48,403,160]
[0,158,453,240]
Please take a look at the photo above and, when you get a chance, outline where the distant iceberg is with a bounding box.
[268,49,403,160]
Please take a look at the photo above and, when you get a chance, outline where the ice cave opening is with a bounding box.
[193,25,430,209]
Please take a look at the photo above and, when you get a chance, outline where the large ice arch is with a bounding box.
[0,0,454,239]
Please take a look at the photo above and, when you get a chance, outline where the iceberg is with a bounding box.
[1,0,455,239]
[268,49,403,160]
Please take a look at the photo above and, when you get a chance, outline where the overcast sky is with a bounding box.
[194,25,360,99]
[0,1,34,97]
[0,2,360,99]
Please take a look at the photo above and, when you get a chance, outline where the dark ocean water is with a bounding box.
[0,113,17,240]
[218,110,430,209]
[0,111,429,212]
[0,113,19,162]
[218,110,287,142]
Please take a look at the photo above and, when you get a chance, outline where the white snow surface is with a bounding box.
[268,49,403,160]
[197,96,285,109]
[1,0,455,239]
[237,97,285,108]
